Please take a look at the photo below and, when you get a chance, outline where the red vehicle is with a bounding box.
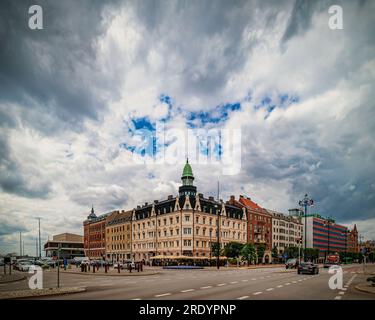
[324,254,340,268]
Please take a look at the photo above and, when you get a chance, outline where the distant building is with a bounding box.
[227,195,272,263]
[347,224,359,253]
[83,206,111,260]
[302,215,348,258]
[106,210,133,262]
[266,209,303,255]
[44,233,84,259]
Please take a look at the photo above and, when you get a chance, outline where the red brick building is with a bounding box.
[83,206,111,259]
[228,195,273,263]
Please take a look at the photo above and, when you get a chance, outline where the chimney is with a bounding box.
[168,195,173,200]
[154,200,159,204]
[208,196,214,201]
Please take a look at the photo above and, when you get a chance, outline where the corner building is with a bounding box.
[131,160,247,262]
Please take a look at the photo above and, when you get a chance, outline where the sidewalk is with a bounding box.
[58,266,159,277]
[0,287,86,300]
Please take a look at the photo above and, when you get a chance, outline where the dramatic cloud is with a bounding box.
[0,0,374,254]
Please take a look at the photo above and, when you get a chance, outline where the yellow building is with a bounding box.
[105,210,132,262]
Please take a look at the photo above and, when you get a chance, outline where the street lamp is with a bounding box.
[215,205,221,270]
[341,230,348,264]
[298,194,314,262]
[323,218,332,261]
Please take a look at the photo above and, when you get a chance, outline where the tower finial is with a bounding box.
[186,157,189,164]
[91,204,94,214]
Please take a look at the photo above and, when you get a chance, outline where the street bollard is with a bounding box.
[118,265,120,273]
[93,265,95,273]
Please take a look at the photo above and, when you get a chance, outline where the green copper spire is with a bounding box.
[182,158,193,178]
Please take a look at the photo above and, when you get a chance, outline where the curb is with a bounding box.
[59,270,160,277]
[0,287,87,300]
[0,275,26,284]
[355,284,375,295]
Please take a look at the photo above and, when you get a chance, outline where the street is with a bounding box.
[1,264,374,300]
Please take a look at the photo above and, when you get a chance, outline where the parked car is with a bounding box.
[16,261,35,272]
[0,258,4,266]
[285,258,299,269]
[297,262,319,275]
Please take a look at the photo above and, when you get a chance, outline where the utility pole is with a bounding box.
[57,243,61,288]
[36,217,42,259]
[19,232,22,256]
[299,194,314,262]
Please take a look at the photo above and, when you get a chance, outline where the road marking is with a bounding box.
[200,286,212,289]
[339,291,345,295]
[266,288,274,291]
[251,278,257,280]
[334,296,342,300]
[237,296,249,300]
[155,293,171,297]
[277,285,283,288]
[298,279,302,282]
[253,291,262,295]
[292,281,297,283]
[342,288,347,291]
[217,283,226,286]
[242,279,248,282]
[285,283,291,285]
[230,281,238,284]
[181,289,195,293]
[132,298,141,300]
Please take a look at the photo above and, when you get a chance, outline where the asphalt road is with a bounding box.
[1,264,374,300]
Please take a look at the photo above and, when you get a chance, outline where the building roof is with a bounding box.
[106,210,133,226]
[182,158,193,178]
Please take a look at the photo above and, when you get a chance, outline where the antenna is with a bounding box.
[217,178,220,201]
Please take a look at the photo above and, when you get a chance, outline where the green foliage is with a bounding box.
[272,245,278,259]
[224,242,244,258]
[241,243,257,264]
[211,242,221,257]
[284,246,299,259]
[304,248,319,261]
[256,244,266,262]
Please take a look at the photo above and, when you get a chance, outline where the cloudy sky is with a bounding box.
[1,0,374,255]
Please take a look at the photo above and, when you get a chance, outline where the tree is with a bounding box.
[211,242,221,257]
[284,246,299,259]
[304,248,319,261]
[256,244,266,263]
[224,242,244,259]
[272,245,278,259]
[241,243,257,265]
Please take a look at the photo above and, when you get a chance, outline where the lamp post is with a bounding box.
[209,229,212,266]
[215,205,221,270]
[298,194,314,262]
[323,218,332,261]
[341,230,348,264]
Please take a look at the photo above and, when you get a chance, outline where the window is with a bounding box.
[170,217,173,224]
[183,228,192,235]
[185,215,190,222]
[176,229,179,235]
[196,241,199,247]
[176,216,179,223]
[196,216,199,223]
[203,217,206,224]
[164,219,167,226]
